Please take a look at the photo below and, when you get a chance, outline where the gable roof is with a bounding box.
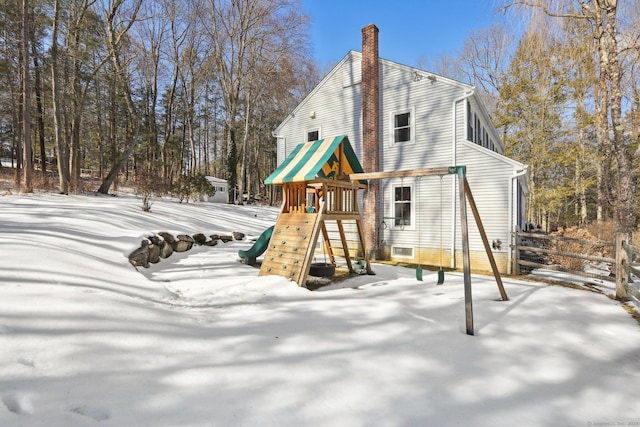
[264,135,365,185]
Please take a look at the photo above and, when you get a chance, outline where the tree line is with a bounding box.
[1,0,317,202]
[2,0,639,237]
[426,0,639,237]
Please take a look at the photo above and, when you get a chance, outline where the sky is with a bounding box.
[300,0,503,69]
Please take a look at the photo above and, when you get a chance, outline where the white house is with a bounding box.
[272,24,528,274]
[205,176,228,203]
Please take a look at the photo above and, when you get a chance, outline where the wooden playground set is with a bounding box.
[239,135,508,335]
[253,135,371,285]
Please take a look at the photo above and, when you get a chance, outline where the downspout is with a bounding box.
[450,89,474,269]
[508,166,528,274]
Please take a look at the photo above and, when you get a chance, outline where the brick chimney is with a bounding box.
[361,24,380,259]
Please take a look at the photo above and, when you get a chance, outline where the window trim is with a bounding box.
[389,107,415,146]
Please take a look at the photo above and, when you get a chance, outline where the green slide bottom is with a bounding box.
[238,225,275,266]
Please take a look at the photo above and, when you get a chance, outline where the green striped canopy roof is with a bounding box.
[265,135,365,185]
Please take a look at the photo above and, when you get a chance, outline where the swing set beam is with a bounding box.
[348,166,508,336]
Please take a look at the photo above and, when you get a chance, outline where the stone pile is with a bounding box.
[128,231,245,268]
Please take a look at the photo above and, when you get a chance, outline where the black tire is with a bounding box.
[309,262,335,277]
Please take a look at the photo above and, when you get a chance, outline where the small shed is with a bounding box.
[260,135,371,286]
[205,176,228,203]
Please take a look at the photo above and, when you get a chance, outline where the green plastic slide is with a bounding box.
[238,225,275,266]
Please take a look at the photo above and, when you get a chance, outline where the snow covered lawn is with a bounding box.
[0,193,638,426]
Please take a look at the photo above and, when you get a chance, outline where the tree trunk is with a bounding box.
[51,16,69,194]
[30,37,46,178]
[21,0,32,193]
[97,0,143,194]
[226,123,237,204]
[603,4,634,236]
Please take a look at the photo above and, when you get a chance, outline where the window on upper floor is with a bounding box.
[307,130,319,142]
[391,109,414,145]
[395,113,411,143]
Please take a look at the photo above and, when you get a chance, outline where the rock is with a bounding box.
[193,233,207,245]
[128,240,150,268]
[148,243,160,264]
[158,232,176,245]
[159,240,173,258]
[177,234,195,243]
[174,234,194,252]
[204,239,218,247]
[174,240,193,252]
[220,235,233,243]
[232,231,245,241]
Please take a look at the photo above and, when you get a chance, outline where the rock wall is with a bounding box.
[128,231,245,268]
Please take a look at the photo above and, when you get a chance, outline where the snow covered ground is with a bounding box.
[0,193,638,426]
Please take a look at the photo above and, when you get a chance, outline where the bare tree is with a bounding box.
[161,0,190,182]
[51,0,70,194]
[202,0,310,204]
[458,23,516,115]
[20,0,33,193]
[97,0,143,194]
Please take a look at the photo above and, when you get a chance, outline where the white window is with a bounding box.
[391,182,415,230]
[390,108,415,145]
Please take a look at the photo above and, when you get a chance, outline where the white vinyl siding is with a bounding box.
[455,141,519,253]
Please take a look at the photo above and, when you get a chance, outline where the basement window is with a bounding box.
[393,246,414,258]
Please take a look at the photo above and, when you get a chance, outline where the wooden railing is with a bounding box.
[620,237,640,302]
[512,231,639,302]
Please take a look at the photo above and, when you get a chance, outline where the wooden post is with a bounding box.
[320,222,336,264]
[459,173,474,336]
[615,232,629,300]
[336,219,352,271]
[513,231,521,276]
[464,180,508,301]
